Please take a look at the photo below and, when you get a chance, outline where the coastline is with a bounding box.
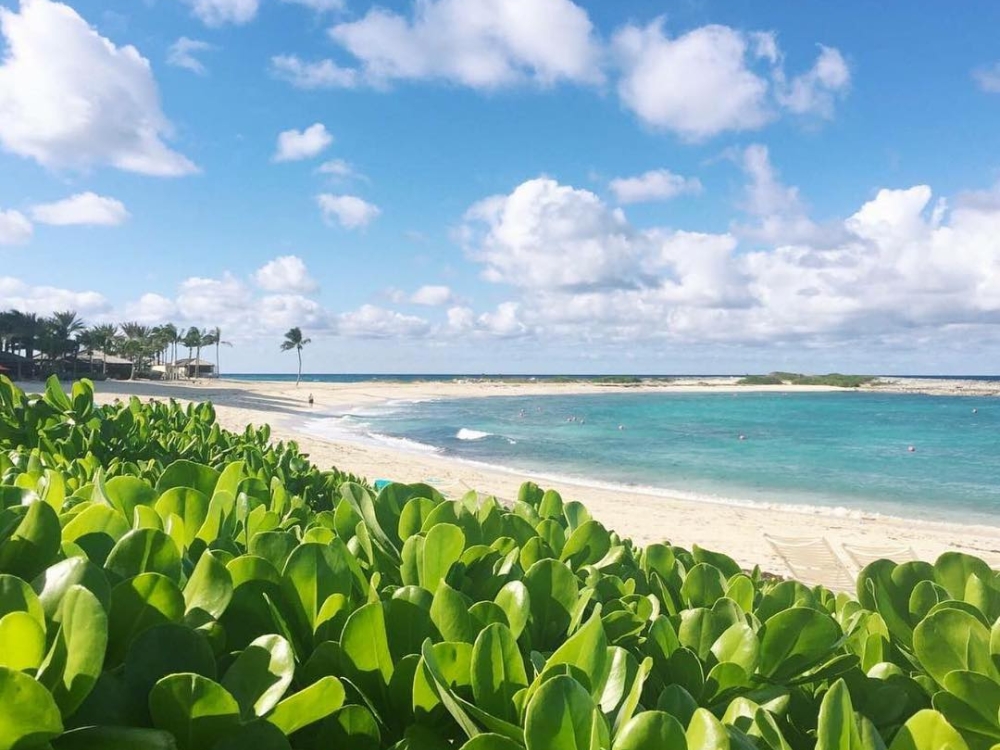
[16,376,1000,577]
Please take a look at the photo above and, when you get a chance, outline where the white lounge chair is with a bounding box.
[842,543,917,570]
[764,534,856,591]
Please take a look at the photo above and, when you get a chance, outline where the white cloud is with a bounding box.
[456,172,1000,348]
[612,19,850,139]
[609,169,702,204]
[30,192,129,226]
[269,55,357,89]
[613,21,773,140]
[167,37,215,75]
[410,285,453,306]
[336,304,430,338]
[463,178,645,290]
[273,123,333,162]
[0,276,109,315]
[253,255,319,294]
[280,0,344,12]
[182,0,259,26]
[328,0,603,89]
[316,158,365,180]
[775,45,850,118]
[732,144,836,246]
[0,209,32,245]
[124,293,177,324]
[973,63,1000,94]
[0,0,197,176]
[317,194,381,229]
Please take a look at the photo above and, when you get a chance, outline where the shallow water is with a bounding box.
[306,391,1000,525]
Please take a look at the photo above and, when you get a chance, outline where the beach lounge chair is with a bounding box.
[764,534,856,591]
[842,542,917,570]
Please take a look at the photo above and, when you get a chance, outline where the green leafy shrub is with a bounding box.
[0,376,989,749]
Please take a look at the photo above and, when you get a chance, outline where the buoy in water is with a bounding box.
[908,445,916,452]
[618,424,625,431]
[973,408,979,414]
[738,434,746,441]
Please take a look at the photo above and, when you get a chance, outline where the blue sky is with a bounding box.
[3,0,1000,374]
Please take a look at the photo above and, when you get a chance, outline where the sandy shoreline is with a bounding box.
[15,376,1000,584]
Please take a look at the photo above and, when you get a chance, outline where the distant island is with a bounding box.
[737,372,876,388]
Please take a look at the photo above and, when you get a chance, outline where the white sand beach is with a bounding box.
[20,376,1000,581]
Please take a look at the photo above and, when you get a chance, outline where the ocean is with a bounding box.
[302,391,1000,525]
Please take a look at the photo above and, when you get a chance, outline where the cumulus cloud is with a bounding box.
[269,55,357,89]
[0,209,32,245]
[609,169,702,204]
[774,45,850,118]
[167,37,215,75]
[327,0,603,89]
[273,123,333,162]
[410,285,453,306]
[973,62,1000,94]
[612,19,850,139]
[182,0,258,26]
[463,178,647,291]
[336,304,430,338]
[0,276,109,315]
[317,194,381,229]
[253,255,319,294]
[30,192,129,226]
[456,172,1000,347]
[613,21,773,140]
[0,0,197,176]
[124,293,177,324]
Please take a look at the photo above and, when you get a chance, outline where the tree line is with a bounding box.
[0,309,230,380]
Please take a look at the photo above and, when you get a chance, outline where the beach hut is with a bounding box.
[175,358,216,378]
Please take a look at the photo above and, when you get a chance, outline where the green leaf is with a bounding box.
[431,579,477,643]
[265,675,345,735]
[341,601,394,701]
[524,559,578,649]
[472,623,529,723]
[686,708,730,750]
[155,460,220,499]
[0,574,44,630]
[681,563,727,609]
[281,541,352,632]
[815,679,862,750]
[183,550,233,620]
[421,523,466,593]
[37,584,108,716]
[0,666,63,750]
[560,520,611,569]
[125,624,217,722]
[524,674,599,750]
[108,573,185,665]
[913,608,998,686]
[221,634,294,718]
[460,735,525,750]
[105,528,182,583]
[759,607,841,681]
[0,611,45,671]
[613,711,687,750]
[154,488,210,548]
[0,500,61,580]
[887,709,969,750]
[31,556,111,620]
[52,727,179,749]
[103,476,158,520]
[316,705,381,750]
[495,581,530,641]
[545,607,608,695]
[149,673,240,750]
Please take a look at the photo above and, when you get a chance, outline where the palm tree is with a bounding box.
[159,323,179,379]
[280,327,311,386]
[50,311,85,376]
[89,324,118,376]
[120,322,152,379]
[206,326,231,378]
[10,311,43,380]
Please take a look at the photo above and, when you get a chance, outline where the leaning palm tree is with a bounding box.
[280,327,311,386]
[206,326,231,378]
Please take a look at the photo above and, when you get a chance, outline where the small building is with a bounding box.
[174,358,215,378]
[0,351,31,380]
[83,351,135,380]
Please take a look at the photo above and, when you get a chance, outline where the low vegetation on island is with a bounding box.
[0,375,992,749]
[737,372,876,388]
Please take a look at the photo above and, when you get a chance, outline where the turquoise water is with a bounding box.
[308,392,1000,524]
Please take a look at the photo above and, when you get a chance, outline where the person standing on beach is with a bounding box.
[308,394,314,407]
